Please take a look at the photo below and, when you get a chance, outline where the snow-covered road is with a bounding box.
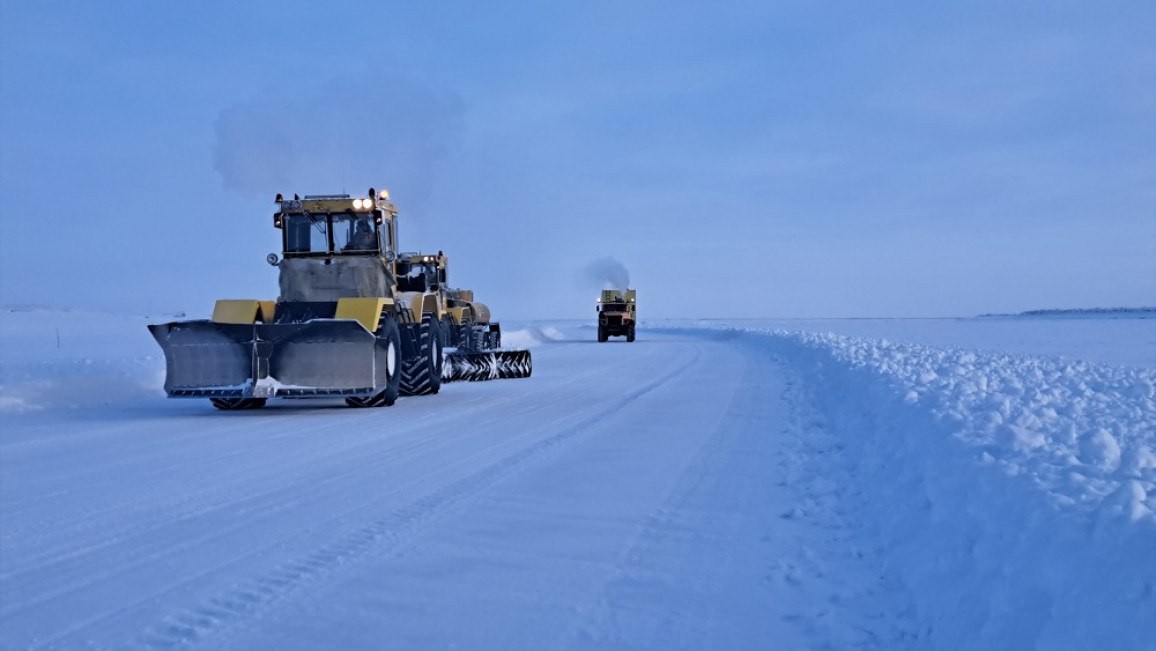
[2,328,901,649]
[3,313,1154,649]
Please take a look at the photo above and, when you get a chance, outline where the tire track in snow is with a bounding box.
[3,398,509,584]
[3,379,581,639]
[564,332,919,649]
[3,364,599,592]
[563,336,783,648]
[32,342,701,649]
[135,343,702,650]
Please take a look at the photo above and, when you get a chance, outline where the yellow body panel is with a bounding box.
[335,297,392,332]
[424,294,441,318]
[212,300,263,324]
[447,306,467,326]
[400,292,439,318]
[258,301,277,322]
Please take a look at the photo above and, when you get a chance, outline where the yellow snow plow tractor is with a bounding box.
[395,252,531,382]
[597,289,636,342]
[148,189,531,410]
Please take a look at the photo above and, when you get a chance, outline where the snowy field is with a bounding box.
[1,307,1154,649]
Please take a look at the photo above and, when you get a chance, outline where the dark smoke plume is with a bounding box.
[583,257,631,291]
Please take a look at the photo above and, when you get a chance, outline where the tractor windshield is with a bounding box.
[398,261,438,292]
[284,214,330,254]
[283,213,380,255]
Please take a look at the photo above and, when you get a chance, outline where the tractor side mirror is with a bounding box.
[266,253,280,266]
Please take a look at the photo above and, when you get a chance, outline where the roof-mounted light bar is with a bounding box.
[272,188,390,214]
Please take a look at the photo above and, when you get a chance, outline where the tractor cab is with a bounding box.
[273,191,398,260]
[395,252,448,293]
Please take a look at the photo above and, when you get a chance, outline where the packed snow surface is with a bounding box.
[1,308,1153,649]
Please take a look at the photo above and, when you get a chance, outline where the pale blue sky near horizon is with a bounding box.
[1,0,1153,319]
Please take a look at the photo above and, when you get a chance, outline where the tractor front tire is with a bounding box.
[598,326,608,342]
[346,315,402,408]
[626,324,636,343]
[400,314,444,396]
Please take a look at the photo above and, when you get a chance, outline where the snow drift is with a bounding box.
[742,328,1156,649]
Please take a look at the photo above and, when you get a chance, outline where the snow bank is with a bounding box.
[681,316,1156,369]
[755,329,1156,649]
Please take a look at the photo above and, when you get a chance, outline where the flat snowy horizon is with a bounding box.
[1,308,1154,649]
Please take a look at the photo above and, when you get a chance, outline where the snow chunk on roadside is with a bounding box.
[1080,428,1122,472]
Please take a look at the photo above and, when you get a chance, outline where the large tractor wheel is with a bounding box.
[346,315,402,408]
[399,314,443,396]
[626,324,636,343]
[598,326,608,342]
[210,398,267,410]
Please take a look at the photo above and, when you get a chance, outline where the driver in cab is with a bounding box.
[345,220,376,251]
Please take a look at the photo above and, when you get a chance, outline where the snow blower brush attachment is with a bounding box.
[443,349,533,382]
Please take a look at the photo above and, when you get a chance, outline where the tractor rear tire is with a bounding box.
[346,315,402,408]
[399,314,443,396]
[211,398,267,410]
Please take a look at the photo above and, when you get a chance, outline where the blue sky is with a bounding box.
[1,1,1153,318]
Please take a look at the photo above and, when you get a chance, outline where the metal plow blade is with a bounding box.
[149,320,386,398]
[149,321,256,397]
[257,321,385,397]
[443,349,533,382]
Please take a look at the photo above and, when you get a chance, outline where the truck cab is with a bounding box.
[597,289,636,342]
